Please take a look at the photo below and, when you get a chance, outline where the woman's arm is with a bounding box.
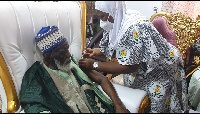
[82,69,130,113]
[79,58,140,74]
[97,61,140,74]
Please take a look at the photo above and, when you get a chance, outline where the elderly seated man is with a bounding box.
[19,25,130,113]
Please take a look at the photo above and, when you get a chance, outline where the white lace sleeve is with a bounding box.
[99,31,109,55]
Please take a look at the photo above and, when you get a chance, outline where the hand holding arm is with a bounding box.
[83,48,105,58]
[78,58,95,70]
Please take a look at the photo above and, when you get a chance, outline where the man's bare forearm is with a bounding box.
[83,70,125,108]
[100,75,125,108]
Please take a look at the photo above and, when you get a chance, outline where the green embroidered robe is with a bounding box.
[19,55,115,113]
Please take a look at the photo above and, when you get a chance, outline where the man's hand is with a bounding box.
[115,104,131,113]
[79,58,95,70]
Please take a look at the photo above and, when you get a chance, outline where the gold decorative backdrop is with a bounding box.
[161,1,200,20]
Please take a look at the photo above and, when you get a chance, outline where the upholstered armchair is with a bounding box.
[0,1,150,113]
[151,16,178,48]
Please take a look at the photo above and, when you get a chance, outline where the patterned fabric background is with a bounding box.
[161,1,200,20]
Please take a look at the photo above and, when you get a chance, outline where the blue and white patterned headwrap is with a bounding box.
[35,25,67,54]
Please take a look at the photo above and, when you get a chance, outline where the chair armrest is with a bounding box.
[0,54,20,113]
[0,78,6,113]
[96,82,150,113]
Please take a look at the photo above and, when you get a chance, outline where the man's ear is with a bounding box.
[44,53,53,61]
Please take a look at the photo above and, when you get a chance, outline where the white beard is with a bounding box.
[54,58,73,74]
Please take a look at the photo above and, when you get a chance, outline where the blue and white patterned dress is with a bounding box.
[99,20,188,113]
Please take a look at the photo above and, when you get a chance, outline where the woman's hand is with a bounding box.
[82,48,103,58]
[78,58,95,70]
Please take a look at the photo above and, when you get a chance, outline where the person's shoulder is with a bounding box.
[135,20,150,26]
[31,61,42,68]
[70,55,79,65]
[25,61,42,74]
[126,20,152,33]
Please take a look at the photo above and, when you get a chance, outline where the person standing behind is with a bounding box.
[78,1,188,113]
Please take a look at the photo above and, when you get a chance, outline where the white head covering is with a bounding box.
[95,1,148,52]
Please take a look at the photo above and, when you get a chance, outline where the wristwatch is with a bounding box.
[93,61,98,70]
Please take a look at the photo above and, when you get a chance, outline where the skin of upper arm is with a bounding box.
[81,69,104,84]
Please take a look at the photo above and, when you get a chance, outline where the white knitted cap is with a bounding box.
[35,26,67,54]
